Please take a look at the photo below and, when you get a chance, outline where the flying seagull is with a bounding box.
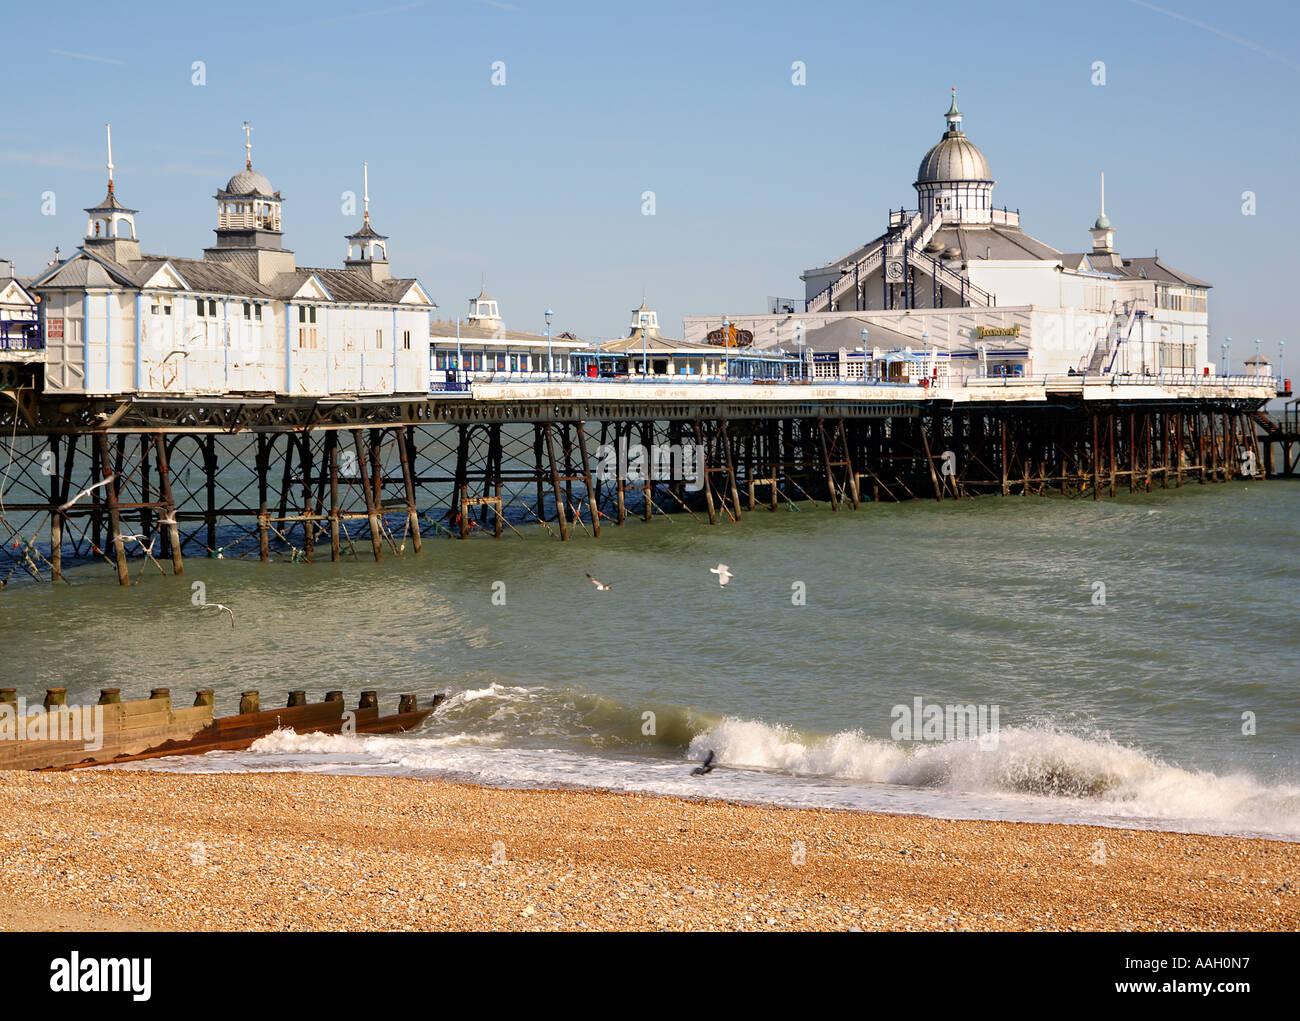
[691,750,716,776]
[58,475,114,511]
[203,603,236,629]
[586,573,613,591]
[709,564,733,587]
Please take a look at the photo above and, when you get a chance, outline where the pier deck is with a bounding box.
[0,364,1283,587]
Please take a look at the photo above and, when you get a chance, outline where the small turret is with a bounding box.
[1090,172,1116,254]
[344,161,391,282]
[83,123,140,264]
[467,282,501,327]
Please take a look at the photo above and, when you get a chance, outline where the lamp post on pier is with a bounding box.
[794,320,804,381]
[1221,339,1230,378]
[545,308,553,380]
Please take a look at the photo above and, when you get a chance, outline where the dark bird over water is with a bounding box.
[691,750,716,776]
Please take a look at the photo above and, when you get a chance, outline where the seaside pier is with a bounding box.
[0,99,1289,588]
[0,366,1279,587]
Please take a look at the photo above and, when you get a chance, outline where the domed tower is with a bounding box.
[83,124,140,264]
[344,162,390,282]
[204,122,295,283]
[914,90,995,224]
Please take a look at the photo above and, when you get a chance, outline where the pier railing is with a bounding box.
[431,371,1282,396]
[0,321,43,351]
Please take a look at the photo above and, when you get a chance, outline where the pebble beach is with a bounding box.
[0,771,1295,932]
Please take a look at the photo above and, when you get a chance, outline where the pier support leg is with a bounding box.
[353,430,383,561]
[326,432,341,562]
[299,433,315,562]
[693,419,717,525]
[919,418,942,504]
[155,433,183,574]
[720,420,742,520]
[256,435,272,562]
[96,433,129,587]
[1000,420,1009,497]
[544,423,569,541]
[203,434,218,554]
[398,425,422,552]
[577,420,601,539]
[1091,414,1100,500]
[47,435,61,582]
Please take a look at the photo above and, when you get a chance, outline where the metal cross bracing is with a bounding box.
[0,395,1277,589]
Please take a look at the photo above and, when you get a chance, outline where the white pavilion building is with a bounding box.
[32,127,436,397]
[428,286,586,388]
[684,92,1213,379]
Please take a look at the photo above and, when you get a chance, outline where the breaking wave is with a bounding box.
[135,682,1300,839]
[688,716,1300,835]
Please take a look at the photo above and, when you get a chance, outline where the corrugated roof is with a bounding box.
[1115,257,1211,288]
[84,188,137,214]
[311,267,398,302]
[799,317,917,353]
[429,318,583,345]
[33,253,134,289]
[134,256,273,297]
[380,277,421,302]
[933,225,1061,262]
[346,220,387,240]
[201,249,262,283]
[1058,252,1211,287]
[599,332,715,354]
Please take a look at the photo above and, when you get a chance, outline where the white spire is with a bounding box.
[242,120,253,170]
[105,123,115,194]
[363,161,370,224]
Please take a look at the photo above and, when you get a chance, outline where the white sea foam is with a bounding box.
[120,696,1300,841]
[445,683,537,706]
[688,716,1300,836]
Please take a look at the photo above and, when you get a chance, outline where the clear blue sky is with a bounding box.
[1,0,1296,367]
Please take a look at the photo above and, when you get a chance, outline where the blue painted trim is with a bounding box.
[134,292,142,390]
[82,292,91,389]
[223,299,230,388]
[285,303,293,392]
[105,292,112,391]
[180,291,189,391]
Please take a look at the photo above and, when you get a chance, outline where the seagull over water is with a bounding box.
[709,564,733,587]
[203,603,236,629]
[586,573,613,591]
[58,475,115,511]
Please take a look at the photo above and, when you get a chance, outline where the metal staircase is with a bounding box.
[806,211,994,313]
[1081,300,1147,374]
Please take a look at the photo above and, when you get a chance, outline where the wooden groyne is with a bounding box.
[0,688,443,771]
